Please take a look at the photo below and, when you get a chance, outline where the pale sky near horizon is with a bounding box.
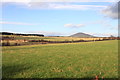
[0,0,119,37]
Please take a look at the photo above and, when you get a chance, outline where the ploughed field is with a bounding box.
[2,40,118,78]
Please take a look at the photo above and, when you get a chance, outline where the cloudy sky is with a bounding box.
[0,0,119,37]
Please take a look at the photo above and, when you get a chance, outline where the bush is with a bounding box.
[2,42,10,46]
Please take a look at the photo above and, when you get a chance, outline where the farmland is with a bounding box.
[1,35,105,41]
[2,40,118,78]
[1,34,114,46]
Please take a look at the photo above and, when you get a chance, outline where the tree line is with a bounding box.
[0,32,44,37]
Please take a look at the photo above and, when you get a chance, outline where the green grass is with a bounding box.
[2,40,118,78]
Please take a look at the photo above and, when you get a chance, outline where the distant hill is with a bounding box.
[70,32,96,38]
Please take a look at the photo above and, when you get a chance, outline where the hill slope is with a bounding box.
[70,32,96,38]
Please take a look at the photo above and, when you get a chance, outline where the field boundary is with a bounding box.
[1,39,113,46]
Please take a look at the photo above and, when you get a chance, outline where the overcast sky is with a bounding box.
[0,0,119,37]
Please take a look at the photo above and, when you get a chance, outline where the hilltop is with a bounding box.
[70,32,96,38]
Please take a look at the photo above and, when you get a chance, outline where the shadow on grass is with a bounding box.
[2,64,30,78]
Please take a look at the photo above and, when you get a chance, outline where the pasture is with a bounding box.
[2,40,118,78]
[1,35,105,41]
[1,35,109,46]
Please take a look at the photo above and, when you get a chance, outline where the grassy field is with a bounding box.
[2,40,118,78]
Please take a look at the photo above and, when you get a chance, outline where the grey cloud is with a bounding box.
[27,2,52,9]
[1,0,117,3]
[102,2,120,19]
[64,24,85,28]
[1,2,107,10]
